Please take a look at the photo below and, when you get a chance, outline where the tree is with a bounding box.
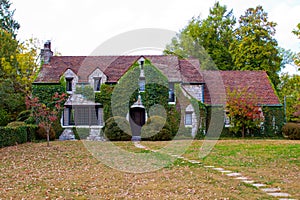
[0,0,39,123]
[292,23,300,68]
[277,47,295,70]
[0,0,20,37]
[226,88,264,138]
[2,38,40,94]
[229,6,282,87]
[278,73,300,122]
[0,28,18,78]
[294,98,300,122]
[0,78,25,122]
[164,2,236,70]
[26,93,68,147]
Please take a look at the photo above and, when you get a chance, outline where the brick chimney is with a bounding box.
[40,40,53,64]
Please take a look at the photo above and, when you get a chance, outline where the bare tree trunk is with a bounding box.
[242,125,245,138]
[46,127,50,147]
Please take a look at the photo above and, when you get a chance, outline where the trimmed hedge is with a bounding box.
[282,123,300,140]
[0,126,27,147]
[6,122,38,142]
[0,124,39,147]
[104,116,132,141]
[141,116,172,141]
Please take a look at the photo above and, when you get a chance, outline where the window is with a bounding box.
[66,78,73,91]
[63,106,104,126]
[139,78,145,92]
[224,110,231,127]
[168,83,175,103]
[185,112,192,125]
[68,107,75,125]
[94,77,101,91]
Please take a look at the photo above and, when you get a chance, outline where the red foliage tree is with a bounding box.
[26,93,68,146]
[226,89,264,138]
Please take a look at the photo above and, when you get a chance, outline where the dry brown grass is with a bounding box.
[0,140,298,199]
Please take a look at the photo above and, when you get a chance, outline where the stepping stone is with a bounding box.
[171,155,178,157]
[220,170,232,173]
[267,193,291,197]
[235,176,248,180]
[134,143,146,149]
[226,172,242,177]
[204,166,215,168]
[213,168,225,171]
[177,156,185,159]
[189,160,201,164]
[243,180,255,184]
[261,188,281,193]
[278,199,296,200]
[252,183,266,188]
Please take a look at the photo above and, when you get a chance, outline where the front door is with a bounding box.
[129,107,146,138]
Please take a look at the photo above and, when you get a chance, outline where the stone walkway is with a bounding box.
[133,142,296,200]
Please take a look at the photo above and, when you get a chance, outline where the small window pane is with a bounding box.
[139,79,145,92]
[94,78,101,91]
[66,78,73,91]
[185,112,192,125]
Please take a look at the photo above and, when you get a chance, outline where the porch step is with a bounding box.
[87,128,105,141]
[59,129,75,141]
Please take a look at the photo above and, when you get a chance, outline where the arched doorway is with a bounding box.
[129,95,146,141]
[129,107,145,141]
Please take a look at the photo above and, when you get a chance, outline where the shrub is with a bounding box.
[6,121,38,142]
[104,116,131,141]
[0,108,9,126]
[141,116,172,141]
[36,126,56,141]
[52,119,63,139]
[0,126,27,147]
[25,125,38,142]
[282,123,300,140]
[7,121,26,127]
[17,110,31,121]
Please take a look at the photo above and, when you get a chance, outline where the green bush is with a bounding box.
[52,119,63,139]
[6,121,38,142]
[25,125,38,142]
[0,108,9,126]
[104,116,131,141]
[7,121,26,127]
[17,110,31,121]
[282,123,300,140]
[0,126,27,147]
[141,116,172,141]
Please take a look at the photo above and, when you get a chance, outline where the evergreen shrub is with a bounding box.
[104,116,131,141]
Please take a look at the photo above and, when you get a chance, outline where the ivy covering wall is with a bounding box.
[220,106,284,138]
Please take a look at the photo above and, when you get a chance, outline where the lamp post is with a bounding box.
[284,95,293,124]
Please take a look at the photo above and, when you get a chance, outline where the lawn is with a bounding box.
[0,139,299,199]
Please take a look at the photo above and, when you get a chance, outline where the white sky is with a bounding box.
[12,0,300,75]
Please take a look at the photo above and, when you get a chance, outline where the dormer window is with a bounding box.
[94,77,101,91]
[66,77,73,92]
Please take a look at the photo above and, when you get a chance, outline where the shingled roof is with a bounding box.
[34,55,188,83]
[35,55,281,106]
[202,71,281,106]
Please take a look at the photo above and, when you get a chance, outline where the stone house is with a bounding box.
[34,42,283,140]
